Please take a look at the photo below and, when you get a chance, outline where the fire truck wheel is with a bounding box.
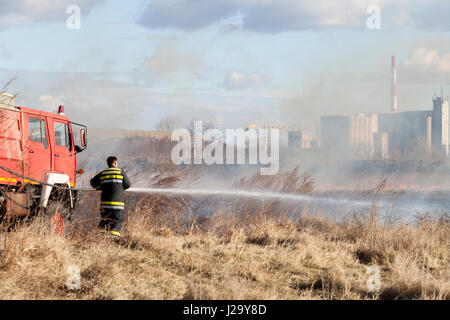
[45,201,70,236]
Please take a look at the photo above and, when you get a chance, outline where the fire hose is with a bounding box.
[0,189,30,210]
[0,166,121,237]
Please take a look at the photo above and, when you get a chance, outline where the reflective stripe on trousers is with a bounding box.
[101,179,123,184]
[101,205,124,210]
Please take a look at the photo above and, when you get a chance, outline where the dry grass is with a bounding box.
[0,199,448,300]
[0,169,448,300]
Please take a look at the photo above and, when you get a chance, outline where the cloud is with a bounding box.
[402,47,450,83]
[221,71,271,90]
[236,0,378,32]
[138,0,237,31]
[139,0,390,32]
[138,0,450,33]
[0,0,103,29]
[2,0,449,33]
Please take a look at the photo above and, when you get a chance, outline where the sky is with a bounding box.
[0,0,449,131]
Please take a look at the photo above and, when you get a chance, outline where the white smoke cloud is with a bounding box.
[134,38,204,86]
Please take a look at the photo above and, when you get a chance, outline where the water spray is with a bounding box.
[128,187,372,208]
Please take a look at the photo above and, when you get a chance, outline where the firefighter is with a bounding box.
[90,156,131,238]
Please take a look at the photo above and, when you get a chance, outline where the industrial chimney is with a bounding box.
[391,55,397,112]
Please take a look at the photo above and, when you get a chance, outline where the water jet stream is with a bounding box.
[128,187,371,208]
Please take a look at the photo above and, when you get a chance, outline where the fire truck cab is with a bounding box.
[0,92,87,219]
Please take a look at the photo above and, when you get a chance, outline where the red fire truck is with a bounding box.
[0,92,87,222]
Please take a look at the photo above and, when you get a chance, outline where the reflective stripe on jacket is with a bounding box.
[90,167,131,209]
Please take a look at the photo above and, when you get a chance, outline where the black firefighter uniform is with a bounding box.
[90,167,131,236]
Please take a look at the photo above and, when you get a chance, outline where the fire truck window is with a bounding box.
[54,122,69,149]
[28,117,47,148]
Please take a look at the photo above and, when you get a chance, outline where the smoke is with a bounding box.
[7,71,150,130]
[279,62,390,131]
[133,37,204,87]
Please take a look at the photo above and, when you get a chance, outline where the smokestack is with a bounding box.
[391,55,397,112]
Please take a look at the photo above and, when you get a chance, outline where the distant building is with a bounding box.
[378,110,431,154]
[250,124,315,150]
[279,129,289,148]
[432,96,449,156]
[320,113,377,159]
[320,95,449,160]
[288,130,313,149]
[373,132,389,160]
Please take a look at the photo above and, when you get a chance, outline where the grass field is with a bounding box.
[0,170,448,300]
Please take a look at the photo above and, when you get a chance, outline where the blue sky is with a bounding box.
[0,0,449,131]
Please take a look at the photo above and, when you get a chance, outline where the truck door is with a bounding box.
[23,115,51,183]
[53,120,75,184]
